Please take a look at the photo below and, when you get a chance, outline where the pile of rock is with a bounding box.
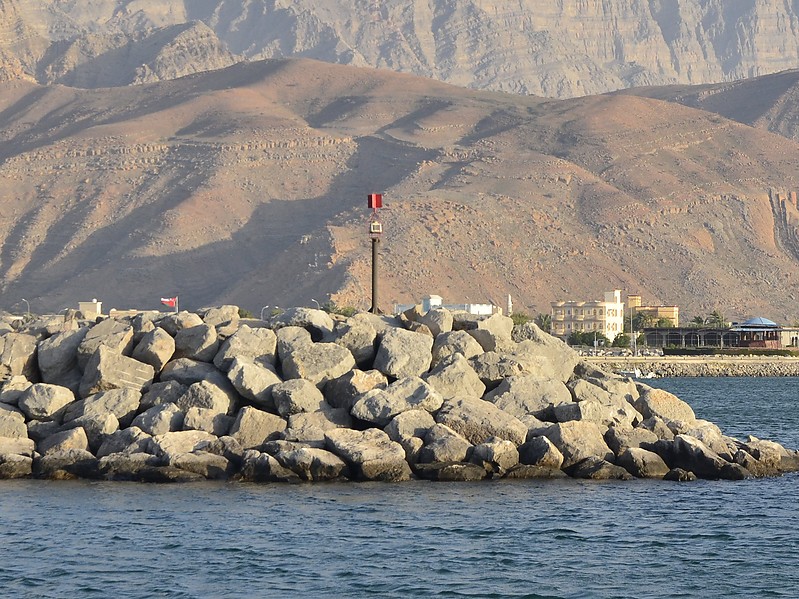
[1,306,797,483]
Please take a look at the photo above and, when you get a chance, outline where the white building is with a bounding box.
[395,294,500,316]
[550,290,625,342]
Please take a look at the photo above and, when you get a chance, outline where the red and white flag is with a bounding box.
[160,296,177,308]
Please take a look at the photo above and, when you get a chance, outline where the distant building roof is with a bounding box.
[738,317,778,328]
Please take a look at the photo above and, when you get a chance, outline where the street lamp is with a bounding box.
[311,299,320,310]
[260,305,270,321]
[20,298,30,317]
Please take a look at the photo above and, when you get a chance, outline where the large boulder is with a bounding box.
[271,307,335,341]
[168,451,234,479]
[511,323,580,382]
[214,325,277,371]
[569,456,634,480]
[176,380,237,416]
[431,330,483,366]
[157,312,203,336]
[0,404,27,438]
[633,387,696,423]
[373,328,433,378]
[140,380,187,410]
[328,315,378,368]
[469,437,519,475]
[227,357,282,411]
[604,425,660,456]
[436,396,527,446]
[131,328,175,372]
[281,343,356,389]
[37,328,89,386]
[160,358,230,389]
[64,388,142,428]
[324,369,388,411]
[271,379,326,418]
[351,377,443,427]
[173,324,219,362]
[0,375,31,406]
[0,333,39,381]
[0,453,33,479]
[283,407,353,447]
[237,450,301,483]
[131,403,185,436]
[419,308,453,337]
[552,397,642,429]
[228,406,287,450]
[146,430,219,460]
[484,375,571,420]
[543,421,615,469]
[18,383,76,422]
[200,305,240,328]
[518,436,564,469]
[61,413,119,452]
[324,428,411,481]
[467,352,528,390]
[37,426,90,456]
[182,407,234,437]
[616,447,670,479]
[423,353,486,400]
[276,326,313,364]
[96,426,152,458]
[76,318,135,370]
[78,346,154,399]
[275,447,349,481]
[417,423,473,464]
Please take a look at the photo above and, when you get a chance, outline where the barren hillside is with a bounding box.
[1,58,798,322]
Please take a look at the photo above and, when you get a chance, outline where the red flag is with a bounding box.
[160,297,177,308]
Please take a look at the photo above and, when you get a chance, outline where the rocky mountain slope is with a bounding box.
[5,1,799,98]
[1,58,799,322]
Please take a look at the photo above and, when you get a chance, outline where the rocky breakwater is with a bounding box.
[1,306,797,484]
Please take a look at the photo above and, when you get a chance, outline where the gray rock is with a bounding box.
[604,425,660,455]
[140,380,187,410]
[276,447,349,481]
[200,305,240,328]
[38,426,90,456]
[664,468,698,482]
[553,397,642,429]
[324,368,388,411]
[18,383,76,422]
[0,436,36,458]
[227,357,282,410]
[469,437,520,474]
[0,403,27,438]
[183,407,234,437]
[272,379,326,418]
[329,315,378,367]
[276,326,313,364]
[131,327,175,372]
[96,426,152,458]
[351,377,443,427]
[419,308,453,337]
[281,342,356,388]
[503,465,569,479]
[671,434,751,480]
[385,409,436,443]
[97,452,164,481]
[633,387,696,423]
[176,380,237,415]
[543,421,615,468]
[131,403,185,436]
[214,325,277,371]
[168,451,234,479]
[61,413,119,452]
[64,387,141,428]
[173,324,219,362]
[0,375,32,405]
[324,427,411,481]
[78,346,154,399]
[0,453,33,479]
[485,375,572,420]
[467,352,527,390]
[431,330,484,366]
[518,436,564,469]
[146,430,219,459]
[157,312,204,336]
[271,307,335,341]
[436,396,527,446]
[616,447,671,479]
[76,318,135,370]
[423,353,486,400]
[418,423,473,464]
[229,406,287,450]
[413,461,487,481]
[511,323,580,382]
[37,327,89,385]
[373,327,433,379]
[34,449,99,479]
[569,456,634,480]
[0,333,39,381]
[638,416,675,440]
[284,407,353,447]
[237,450,301,483]
[160,358,231,389]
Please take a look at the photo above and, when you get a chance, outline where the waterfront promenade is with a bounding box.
[587,355,799,377]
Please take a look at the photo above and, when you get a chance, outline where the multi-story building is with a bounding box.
[628,294,679,327]
[550,290,625,342]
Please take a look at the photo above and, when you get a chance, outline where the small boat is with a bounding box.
[618,369,657,379]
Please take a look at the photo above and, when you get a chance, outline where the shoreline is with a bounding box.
[586,356,799,377]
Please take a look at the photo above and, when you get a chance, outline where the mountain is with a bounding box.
[6,1,799,98]
[1,58,799,323]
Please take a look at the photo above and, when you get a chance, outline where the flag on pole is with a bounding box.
[160,296,177,308]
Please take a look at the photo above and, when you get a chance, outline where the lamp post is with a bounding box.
[311,299,321,310]
[260,305,270,321]
[21,298,30,317]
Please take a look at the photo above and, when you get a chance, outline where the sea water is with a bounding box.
[1,378,797,598]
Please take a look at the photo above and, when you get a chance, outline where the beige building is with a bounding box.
[628,294,679,327]
[551,290,625,341]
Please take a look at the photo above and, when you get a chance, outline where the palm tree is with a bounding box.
[690,315,705,327]
[534,313,552,333]
[707,310,727,328]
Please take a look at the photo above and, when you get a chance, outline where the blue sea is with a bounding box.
[1,378,797,598]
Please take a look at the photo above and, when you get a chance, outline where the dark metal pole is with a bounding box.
[370,236,379,314]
